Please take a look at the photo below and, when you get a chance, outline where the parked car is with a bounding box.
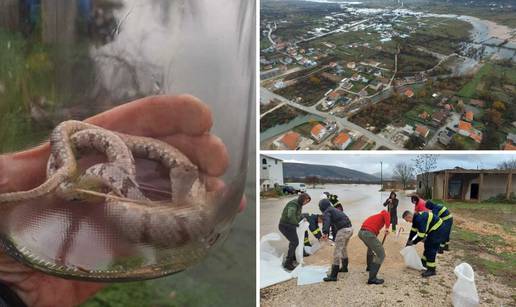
[287,182,307,193]
[282,186,297,194]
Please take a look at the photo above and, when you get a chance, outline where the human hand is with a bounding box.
[321,234,329,241]
[0,94,245,306]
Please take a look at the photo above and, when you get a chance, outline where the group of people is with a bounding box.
[278,191,454,285]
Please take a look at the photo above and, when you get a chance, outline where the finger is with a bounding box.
[160,134,229,177]
[203,177,245,213]
[85,94,213,137]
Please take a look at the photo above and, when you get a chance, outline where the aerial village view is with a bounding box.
[260,0,516,150]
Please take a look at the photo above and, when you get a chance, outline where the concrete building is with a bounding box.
[416,168,516,202]
[260,154,284,191]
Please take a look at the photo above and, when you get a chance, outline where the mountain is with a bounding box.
[283,162,379,182]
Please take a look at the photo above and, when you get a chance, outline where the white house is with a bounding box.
[260,154,284,191]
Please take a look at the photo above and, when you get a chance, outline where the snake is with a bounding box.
[0,120,214,249]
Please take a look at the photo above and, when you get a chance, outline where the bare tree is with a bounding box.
[393,162,414,190]
[306,176,319,189]
[413,154,438,199]
[498,159,516,170]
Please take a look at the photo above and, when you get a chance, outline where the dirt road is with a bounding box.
[260,185,514,306]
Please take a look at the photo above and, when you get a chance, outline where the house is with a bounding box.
[346,62,356,69]
[327,90,343,101]
[432,110,447,125]
[416,168,516,201]
[404,88,414,98]
[458,121,482,143]
[311,124,327,143]
[464,111,474,122]
[415,124,430,138]
[502,133,516,150]
[469,99,485,108]
[333,132,352,150]
[419,111,430,120]
[276,131,301,150]
[260,154,284,191]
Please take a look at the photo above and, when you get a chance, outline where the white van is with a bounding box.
[287,182,307,193]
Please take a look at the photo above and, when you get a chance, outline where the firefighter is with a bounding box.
[425,200,453,253]
[301,213,322,252]
[410,195,429,213]
[323,192,341,240]
[278,193,312,271]
[402,210,446,277]
[358,210,390,285]
[319,199,353,282]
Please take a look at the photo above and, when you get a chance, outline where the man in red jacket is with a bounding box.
[411,195,428,213]
[358,210,390,285]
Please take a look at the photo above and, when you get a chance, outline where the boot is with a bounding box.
[339,258,349,273]
[366,253,373,271]
[438,246,444,254]
[421,258,427,269]
[367,263,384,285]
[443,243,450,251]
[421,268,436,278]
[323,265,340,282]
[283,257,296,271]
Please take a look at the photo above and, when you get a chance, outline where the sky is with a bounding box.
[263,153,516,176]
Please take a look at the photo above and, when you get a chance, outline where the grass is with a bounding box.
[433,200,516,287]
[457,63,493,98]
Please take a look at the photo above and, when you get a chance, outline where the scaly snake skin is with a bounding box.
[0,120,212,248]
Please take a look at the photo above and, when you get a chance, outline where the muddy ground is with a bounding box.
[260,185,515,306]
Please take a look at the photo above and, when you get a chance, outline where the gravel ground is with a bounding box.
[260,186,514,307]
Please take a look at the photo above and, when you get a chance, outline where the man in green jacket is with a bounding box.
[278,193,312,271]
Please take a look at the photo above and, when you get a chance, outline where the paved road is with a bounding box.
[260,87,403,150]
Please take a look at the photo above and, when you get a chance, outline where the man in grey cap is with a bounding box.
[278,193,312,271]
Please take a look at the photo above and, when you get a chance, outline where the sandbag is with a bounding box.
[295,219,310,264]
[400,246,426,270]
[452,263,479,307]
[260,233,293,288]
[304,239,321,255]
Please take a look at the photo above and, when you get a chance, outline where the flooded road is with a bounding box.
[260,184,416,253]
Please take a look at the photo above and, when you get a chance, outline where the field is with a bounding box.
[275,75,337,106]
[260,105,308,132]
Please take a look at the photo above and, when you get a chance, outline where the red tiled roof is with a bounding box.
[311,124,324,136]
[404,89,414,97]
[281,132,300,150]
[464,111,474,122]
[458,121,472,131]
[333,132,350,145]
[415,125,429,138]
[503,142,516,150]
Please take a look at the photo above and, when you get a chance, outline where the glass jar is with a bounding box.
[0,0,255,281]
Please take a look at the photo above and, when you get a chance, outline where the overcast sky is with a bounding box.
[263,153,516,176]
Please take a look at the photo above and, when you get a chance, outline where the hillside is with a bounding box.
[283,162,379,182]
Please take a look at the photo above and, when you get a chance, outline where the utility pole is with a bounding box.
[380,161,383,191]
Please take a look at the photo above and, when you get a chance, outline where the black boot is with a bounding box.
[438,246,444,254]
[324,265,340,282]
[421,258,427,269]
[443,243,450,251]
[283,257,296,271]
[366,253,373,271]
[339,258,349,273]
[367,263,384,285]
[303,250,310,257]
[421,268,436,278]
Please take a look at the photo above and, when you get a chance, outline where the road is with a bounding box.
[260,87,403,150]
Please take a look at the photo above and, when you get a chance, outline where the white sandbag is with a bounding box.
[400,246,426,270]
[295,219,310,265]
[304,239,321,255]
[260,233,294,288]
[452,263,479,307]
[296,266,328,285]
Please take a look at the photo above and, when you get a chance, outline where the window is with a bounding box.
[262,158,267,164]
[419,181,422,189]
[275,160,277,165]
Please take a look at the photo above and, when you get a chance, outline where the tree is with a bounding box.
[485,109,502,127]
[412,154,438,199]
[498,159,516,170]
[306,176,319,188]
[493,101,506,111]
[393,162,414,190]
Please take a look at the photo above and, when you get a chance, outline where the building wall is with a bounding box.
[260,155,284,187]
[421,171,515,201]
